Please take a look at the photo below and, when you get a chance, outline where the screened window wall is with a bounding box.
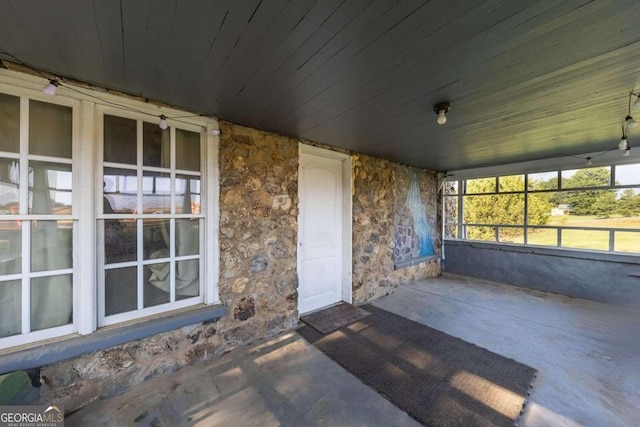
[444,164,640,254]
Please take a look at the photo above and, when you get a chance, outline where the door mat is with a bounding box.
[298,305,536,427]
[300,302,371,334]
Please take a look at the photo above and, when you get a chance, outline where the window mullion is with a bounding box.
[170,126,176,303]
[76,100,96,335]
[21,222,30,334]
[204,124,219,304]
[19,97,30,334]
[137,120,144,310]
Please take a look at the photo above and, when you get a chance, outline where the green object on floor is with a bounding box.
[0,371,33,405]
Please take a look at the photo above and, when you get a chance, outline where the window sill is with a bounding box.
[0,304,226,375]
[444,239,640,264]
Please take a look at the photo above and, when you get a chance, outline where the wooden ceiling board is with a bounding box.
[1,0,639,171]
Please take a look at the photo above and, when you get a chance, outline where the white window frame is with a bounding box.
[444,164,640,254]
[0,69,220,350]
[96,107,207,326]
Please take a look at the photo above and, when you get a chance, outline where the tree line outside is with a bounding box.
[458,167,640,245]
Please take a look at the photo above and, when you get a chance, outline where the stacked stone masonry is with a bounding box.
[352,155,441,303]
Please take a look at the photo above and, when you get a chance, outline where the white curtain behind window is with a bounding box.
[148,178,198,297]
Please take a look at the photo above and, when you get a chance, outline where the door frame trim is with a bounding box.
[297,143,352,311]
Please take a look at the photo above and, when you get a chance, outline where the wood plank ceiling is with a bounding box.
[1,0,639,171]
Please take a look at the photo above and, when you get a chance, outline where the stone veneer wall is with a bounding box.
[23,123,440,412]
[35,121,300,412]
[352,155,441,303]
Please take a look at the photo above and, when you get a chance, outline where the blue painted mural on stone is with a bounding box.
[393,170,435,268]
[407,172,434,257]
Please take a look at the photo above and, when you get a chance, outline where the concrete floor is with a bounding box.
[68,274,640,426]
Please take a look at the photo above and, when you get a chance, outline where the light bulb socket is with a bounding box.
[434,102,451,125]
[43,79,59,96]
[625,115,637,129]
[619,138,629,151]
[159,115,168,130]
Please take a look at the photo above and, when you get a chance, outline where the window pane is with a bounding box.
[0,93,20,153]
[104,167,137,214]
[143,122,170,168]
[144,218,170,260]
[176,259,199,300]
[145,264,170,307]
[528,228,557,246]
[142,171,171,213]
[31,274,72,331]
[498,175,524,192]
[444,196,457,225]
[614,231,640,253]
[615,164,640,186]
[0,279,21,337]
[528,171,557,190]
[561,167,610,189]
[176,175,200,214]
[29,100,72,158]
[29,161,72,214]
[176,129,200,171]
[616,188,640,218]
[498,227,524,244]
[551,189,618,219]
[561,229,609,251]
[463,194,524,225]
[445,225,458,239]
[466,177,495,194]
[466,226,495,241]
[105,266,137,316]
[103,219,137,264]
[444,180,458,195]
[527,193,553,226]
[31,220,72,272]
[176,219,199,256]
[104,115,137,165]
[0,220,21,275]
[0,158,19,214]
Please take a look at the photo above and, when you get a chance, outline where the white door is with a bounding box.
[298,148,345,314]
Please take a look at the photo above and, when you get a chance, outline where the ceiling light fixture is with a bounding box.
[625,115,637,129]
[434,102,451,125]
[158,115,168,130]
[619,136,628,151]
[43,79,59,95]
[619,126,629,150]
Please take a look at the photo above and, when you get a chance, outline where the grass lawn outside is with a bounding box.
[499,215,640,253]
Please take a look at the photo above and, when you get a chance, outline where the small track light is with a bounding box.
[586,157,593,166]
[43,80,59,96]
[159,115,168,130]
